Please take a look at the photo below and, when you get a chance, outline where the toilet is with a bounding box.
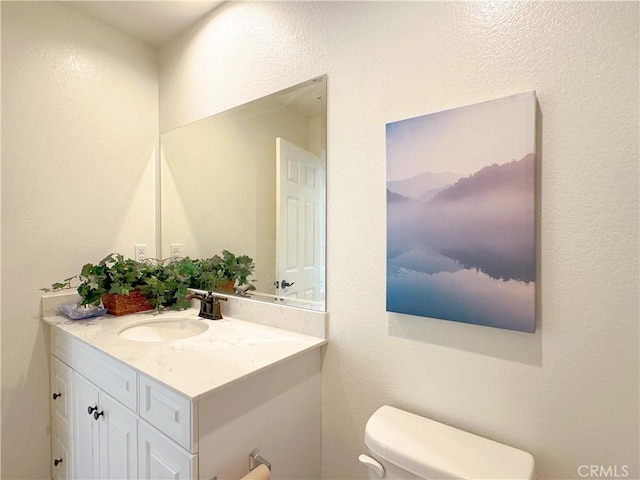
[359,406,535,480]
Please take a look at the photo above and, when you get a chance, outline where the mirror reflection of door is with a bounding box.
[161,76,327,311]
[276,138,325,307]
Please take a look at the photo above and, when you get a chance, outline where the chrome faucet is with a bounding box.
[187,291,228,320]
[234,283,256,297]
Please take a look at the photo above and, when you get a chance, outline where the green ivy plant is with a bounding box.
[137,256,198,310]
[196,250,255,291]
[75,253,145,305]
[42,250,255,311]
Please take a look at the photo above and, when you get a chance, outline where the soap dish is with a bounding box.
[57,303,107,320]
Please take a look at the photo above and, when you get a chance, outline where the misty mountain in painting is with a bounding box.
[426,154,534,282]
[387,154,536,332]
[387,171,463,201]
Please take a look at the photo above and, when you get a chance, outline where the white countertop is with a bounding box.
[43,309,326,400]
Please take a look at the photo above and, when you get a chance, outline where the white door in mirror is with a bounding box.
[276,137,325,305]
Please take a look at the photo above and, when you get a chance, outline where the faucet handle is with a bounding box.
[211,294,228,303]
[186,292,206,302]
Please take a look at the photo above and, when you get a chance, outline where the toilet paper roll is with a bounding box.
[240,464,271,480]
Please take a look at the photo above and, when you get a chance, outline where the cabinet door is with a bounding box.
[98,392,138,480]
[73,374,100,480]
[138,420,197,480]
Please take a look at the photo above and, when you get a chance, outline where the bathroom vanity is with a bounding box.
[43,302,326,480]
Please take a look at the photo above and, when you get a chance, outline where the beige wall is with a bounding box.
[159,2,639,479]
[0,2,158,477]
[1,1,638,479]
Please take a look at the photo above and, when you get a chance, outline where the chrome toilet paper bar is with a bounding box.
[249,448,271,472]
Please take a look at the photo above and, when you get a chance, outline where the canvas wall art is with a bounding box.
[386,92,537,333]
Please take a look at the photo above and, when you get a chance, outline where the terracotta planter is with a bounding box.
[101,290,153,316]
[216,279,236,293]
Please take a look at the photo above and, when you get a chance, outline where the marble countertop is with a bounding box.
[43,309,326,400]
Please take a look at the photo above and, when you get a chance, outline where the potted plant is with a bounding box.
[195,250,255,293]
[42,253,156,315]
[42,251,255,315]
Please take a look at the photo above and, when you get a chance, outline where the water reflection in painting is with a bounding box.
[386,92,537,333]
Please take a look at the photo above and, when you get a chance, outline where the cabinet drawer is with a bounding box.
[74,341,137,412]
[51,328,72,365]
[139,374,193,451]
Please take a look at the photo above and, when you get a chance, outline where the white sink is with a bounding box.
[118,317,209,343]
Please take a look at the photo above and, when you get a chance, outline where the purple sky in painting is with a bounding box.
[386,91,536,181]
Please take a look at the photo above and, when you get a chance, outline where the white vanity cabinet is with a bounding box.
[48,330,196,480]
[44,309,325,480]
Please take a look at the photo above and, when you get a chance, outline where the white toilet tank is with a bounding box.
[359,406,535,480]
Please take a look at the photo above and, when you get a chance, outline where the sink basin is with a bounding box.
[118,318,209,342]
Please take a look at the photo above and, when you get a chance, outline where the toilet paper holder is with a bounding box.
[249,448,271,472]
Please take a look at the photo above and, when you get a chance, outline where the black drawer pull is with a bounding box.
[52,392,61,400]
[54,458,63,467]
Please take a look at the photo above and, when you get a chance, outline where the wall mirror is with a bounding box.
[160,76,327,311]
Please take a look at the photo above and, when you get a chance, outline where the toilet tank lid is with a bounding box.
[364,406,535,480]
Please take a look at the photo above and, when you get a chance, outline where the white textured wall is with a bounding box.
[159,2,638,479]
[1,3,158,477]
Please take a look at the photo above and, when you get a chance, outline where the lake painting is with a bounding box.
[386,92,537,333]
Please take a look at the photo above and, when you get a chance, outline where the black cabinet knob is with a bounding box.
[93,410,104,420]
[54,458,63,467]
[87,405,97,415]
[52,392,61,400]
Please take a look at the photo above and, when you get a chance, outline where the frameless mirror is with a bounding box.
[160,76,327,311]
